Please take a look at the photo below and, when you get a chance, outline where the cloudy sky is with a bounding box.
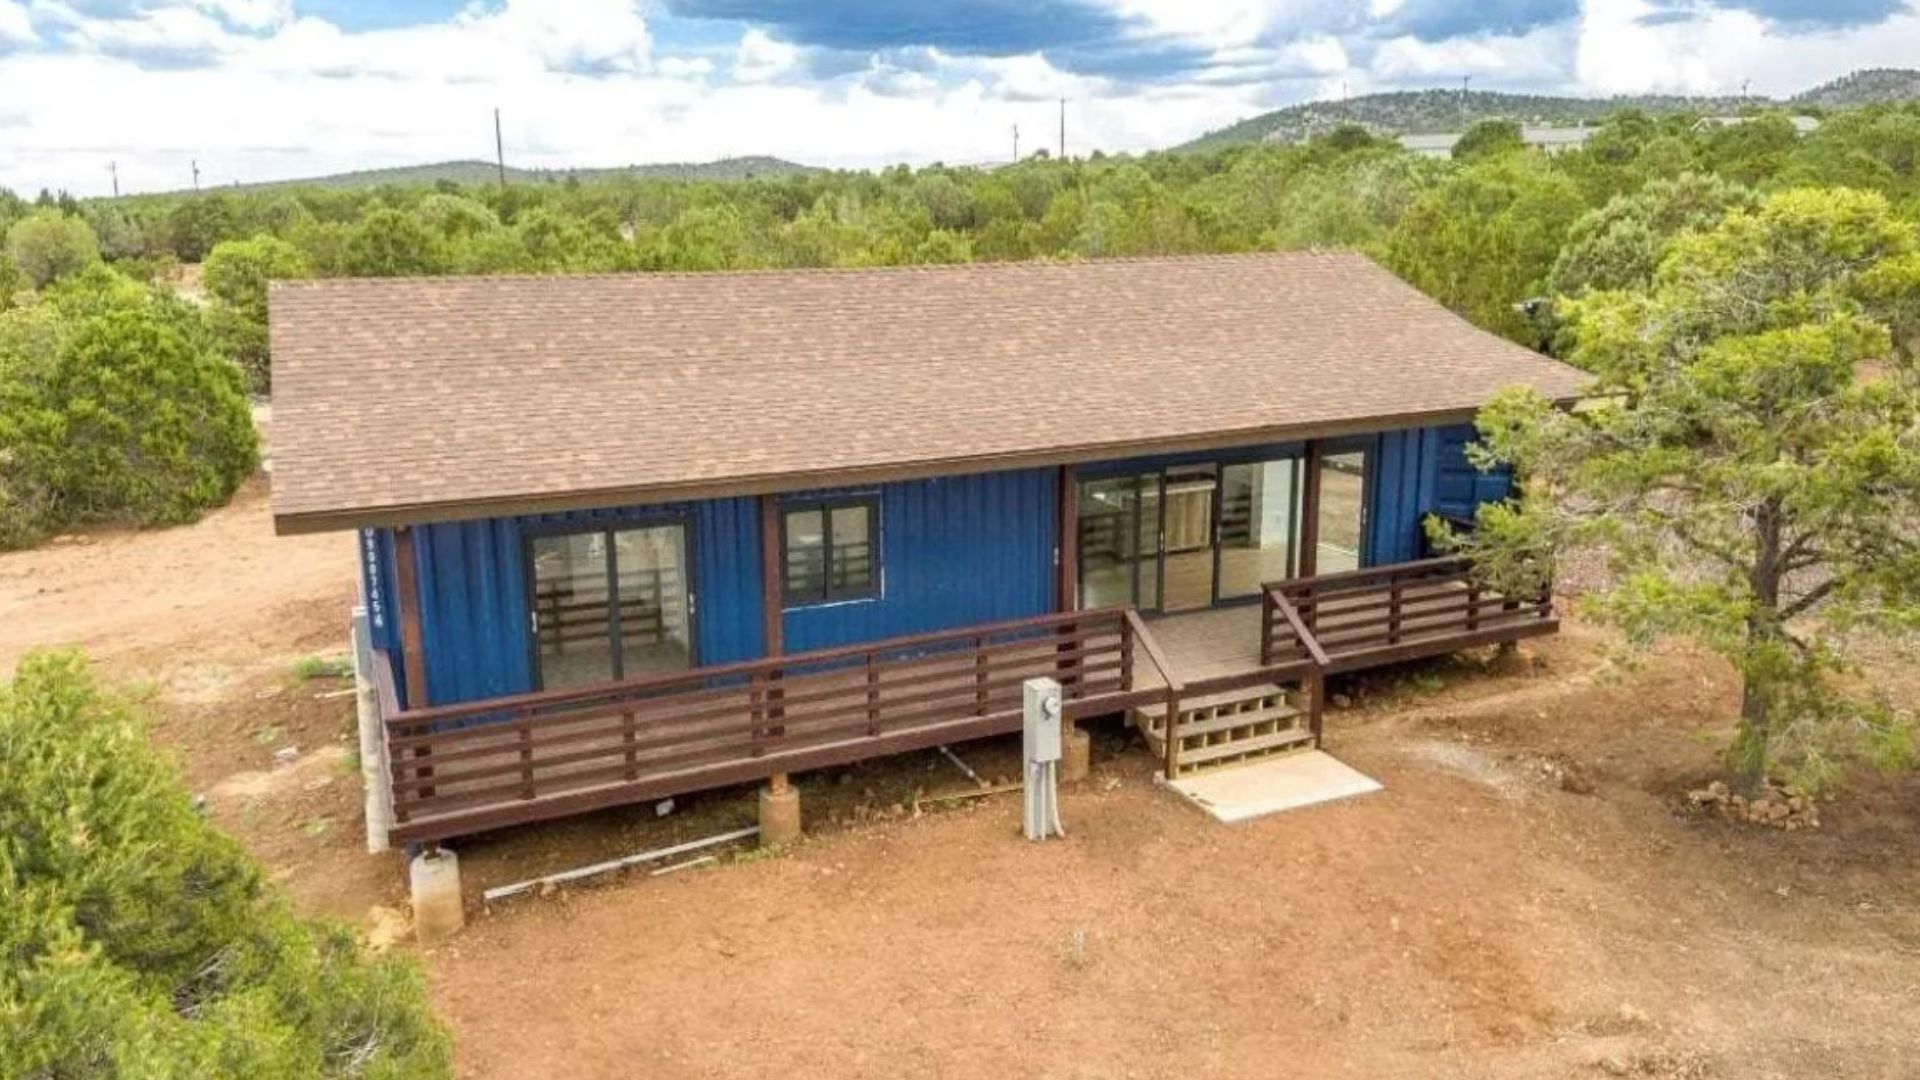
[2,0,1918,196]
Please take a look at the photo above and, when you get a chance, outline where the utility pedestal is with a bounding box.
[759,772,802,847]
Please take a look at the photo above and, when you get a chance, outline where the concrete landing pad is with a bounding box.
[1169,750,1382,824]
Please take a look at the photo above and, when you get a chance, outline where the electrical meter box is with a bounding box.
[1023,677,1062,764]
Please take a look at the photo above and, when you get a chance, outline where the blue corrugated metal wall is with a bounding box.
[365,469,1055,708]
[359,431,1507,708]
[782,469,1058,653]
[1367,423,1511,563]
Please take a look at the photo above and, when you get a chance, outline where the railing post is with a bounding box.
[1388,579,1402,644]
[621,703,638,780]
[749,676,766,758]
[1162,686,1181,780]
[1119,613,1136,690]
[865,653,881,736]
[1307,666,1325,746]
[1259,591,1273,667]
[974,635,989,716]
[1466,577,1481,632]
[518,718,535,801]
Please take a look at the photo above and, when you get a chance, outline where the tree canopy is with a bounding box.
[1,651,451,1078]
[1457,187,1920,791]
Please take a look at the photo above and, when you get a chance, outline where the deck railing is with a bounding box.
[378,607,1162,844]
[1260,556,1555,676]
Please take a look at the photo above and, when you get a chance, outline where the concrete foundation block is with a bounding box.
[409,849,465,944]
[759,783,802,847]
[1061,726,1092,783]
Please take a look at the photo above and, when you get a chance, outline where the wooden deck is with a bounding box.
[368,557,1556,845]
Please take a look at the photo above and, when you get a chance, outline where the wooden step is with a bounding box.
[1132,681,1317,778]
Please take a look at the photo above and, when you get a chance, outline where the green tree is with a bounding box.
[1452,118,1526,162]
[1455,188,1920,792]
[1546,172,1756,297]
[5,210,101,288]
[164,194,238,262]
[1,651,451,1078]
[0,272,258,546]
[1387,155,1584,341]
[341,208,446,276]
[202,235,312,389]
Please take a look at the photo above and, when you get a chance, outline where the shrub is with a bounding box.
[0,652,453,1078]
[5,209,100,288]
[0,269,258,547]
[203,235,311,389]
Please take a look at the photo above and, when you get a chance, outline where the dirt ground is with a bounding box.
[6,482,1920,1079]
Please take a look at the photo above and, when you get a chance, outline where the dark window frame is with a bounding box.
[780,495,881,607]
[521,516,698,690]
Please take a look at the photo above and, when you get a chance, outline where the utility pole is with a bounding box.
[1012,123,1019,162]
[108,161,119,199]
[494,107,507,187]
[1741,77,1751,98]
[1058,98,1066,160]
[191,159,200,191]
[1460,75,1471,129]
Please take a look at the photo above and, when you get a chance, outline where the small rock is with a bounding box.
[1330,693,1353,709]
[272,746,299,765]
[1617,1002,1650,1028]
[654,798,675,817]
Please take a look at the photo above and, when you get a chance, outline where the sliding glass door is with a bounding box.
[1313,449,1370,574]
[1076,453,1311,613]
[1218,458,1299,600]
[527,522,693,690]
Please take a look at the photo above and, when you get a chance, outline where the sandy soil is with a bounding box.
[6,484,1920,1079]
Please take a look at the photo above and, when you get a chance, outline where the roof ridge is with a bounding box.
[268,249,1373,290]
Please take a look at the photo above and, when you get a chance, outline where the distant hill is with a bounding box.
[1175,68,1920,152]
[204,155,818,193]
[1791,68,1920,108]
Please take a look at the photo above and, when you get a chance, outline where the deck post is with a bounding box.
[392,526,433,799]
[1307,666,1326,746]
[758,494,797,847]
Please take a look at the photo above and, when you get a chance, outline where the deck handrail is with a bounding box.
[377,606,1140,843]
[1268,589,1332,670]
[386,605,1132,727]
[1122,610,1189,779]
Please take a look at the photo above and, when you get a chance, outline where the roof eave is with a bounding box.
[271,401,1554,536]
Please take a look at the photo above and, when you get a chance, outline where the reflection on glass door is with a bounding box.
[1315,449,1370,574]
[1076,473,1157,609]
[529,522,693,690]
[1219,459,1299,599]
[1160,466,1216,612]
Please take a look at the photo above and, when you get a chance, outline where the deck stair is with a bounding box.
[1132,683,1315,778]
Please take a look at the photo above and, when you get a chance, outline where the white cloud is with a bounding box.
[6,0,1920,197]
[0,2,31,45]
[731,27,796,84]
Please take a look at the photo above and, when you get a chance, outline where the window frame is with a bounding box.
[521,516,698,691]
[780,495,881,608]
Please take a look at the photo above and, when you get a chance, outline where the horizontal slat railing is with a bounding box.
[1260,556,1555,676]
[380,607,1144,843]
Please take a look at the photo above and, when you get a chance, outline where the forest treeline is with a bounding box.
[5,104,1920,547]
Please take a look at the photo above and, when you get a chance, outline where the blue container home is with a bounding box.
[272,252,1581,844]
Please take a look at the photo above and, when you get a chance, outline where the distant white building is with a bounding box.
[1398,126,1595,159]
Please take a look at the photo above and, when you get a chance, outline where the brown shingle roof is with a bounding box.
[268,252,1585,533]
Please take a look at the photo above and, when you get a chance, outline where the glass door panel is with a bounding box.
[1316,450,1370,574]
[531,522,694,690]
[613,524,693,678]
[1219,459,1298,599]
[1076,473,1161,610]
[1160,466,1216,612]
[530,530,617,689]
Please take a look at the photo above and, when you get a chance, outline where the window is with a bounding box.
[527,522,693,690]
[783,497,878,605]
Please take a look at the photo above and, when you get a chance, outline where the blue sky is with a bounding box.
[1,0,1916,195]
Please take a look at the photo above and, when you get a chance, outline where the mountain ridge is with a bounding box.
[1175,67,1920,153]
